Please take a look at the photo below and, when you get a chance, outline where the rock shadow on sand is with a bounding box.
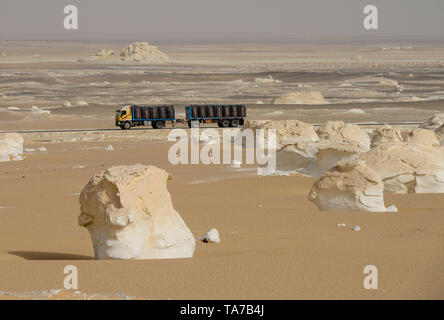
[8,251,93,260]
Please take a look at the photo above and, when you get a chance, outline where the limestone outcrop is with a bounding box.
[370,124,404,147]
[120,42,169,63]
[0,133,23,162]
[360,144,444,193]
[406,128,440,147]
[309,160,394,212]
[245,120,319,175]
[273,91,328,105]
[78,164,195,259]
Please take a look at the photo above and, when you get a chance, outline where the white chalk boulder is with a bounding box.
[370,124,404,147]
[406,128,440,147]
[309,160,393,212]
[199,228,221,243]
[0,133,24,162]
[361,144,444,193]
[78,164,195,259]
[245,120,320,175]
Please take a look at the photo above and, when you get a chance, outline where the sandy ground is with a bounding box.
[0,41,443,299]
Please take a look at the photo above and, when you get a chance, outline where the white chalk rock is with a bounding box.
[105,144,114,151]
[309,159,392,212]
[419,114,444,130]
[0,133,24,162]
[120,42,169,63]
[370,124,404,147]
[254,75,282,84]
[245,120,320,175]
[273,91,328,105]
[406,128,440,147]
[198,228,221,243]
[317,121,371,148]
[352,225,361,232]
[361,144,444,193]
[78,164,195,259]
[312,122,371,177]
[31,106,50,115]
[38,146,47,152]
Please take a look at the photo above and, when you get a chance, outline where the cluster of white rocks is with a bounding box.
[92,42,169,63]
[246,113,444,212]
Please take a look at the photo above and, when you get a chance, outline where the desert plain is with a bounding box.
[0,40,443,299]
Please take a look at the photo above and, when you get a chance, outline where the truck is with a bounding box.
[115,105,176,130]
[115,104,247,130]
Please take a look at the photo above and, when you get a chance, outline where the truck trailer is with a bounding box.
[185,104,246,128]
[115,104,247,130]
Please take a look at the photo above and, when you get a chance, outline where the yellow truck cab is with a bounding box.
[115,106,132,129]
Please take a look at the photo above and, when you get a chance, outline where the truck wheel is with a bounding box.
[153,120,164,129]
[230,119,239,127]
[188,121,192,128]
[123,121,131,130]
[221,119,230,128]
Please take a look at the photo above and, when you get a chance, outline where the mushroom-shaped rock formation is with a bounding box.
[308,159,393,212]
[78,164,195,259]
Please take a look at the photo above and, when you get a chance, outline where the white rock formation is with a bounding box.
[198,228,221,243]
[370,124,404,147]
[31,106,50,115]
[360,144,444,193]
[313,121,371,176]
[317,121,371,148]
[0,133,24,162]
[78,165,195,259]
[273,91,328,105]
[120,42,169,63]
[245,120,320,175]
[254,75,282,84]
[308,160,393,212]
[419,114,444,130]
[94,49,116,60]
[406,128,440,147]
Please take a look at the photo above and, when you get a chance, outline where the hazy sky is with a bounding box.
[1,0,444,41]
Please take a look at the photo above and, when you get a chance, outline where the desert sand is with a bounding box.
[0,40,443,299]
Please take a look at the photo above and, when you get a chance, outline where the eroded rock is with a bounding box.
[0,133,23,162]
[78,164,195,259]
[309,160,393,212]
[360,144,444,193]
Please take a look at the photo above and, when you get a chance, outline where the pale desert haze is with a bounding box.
[0,33,444,300]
